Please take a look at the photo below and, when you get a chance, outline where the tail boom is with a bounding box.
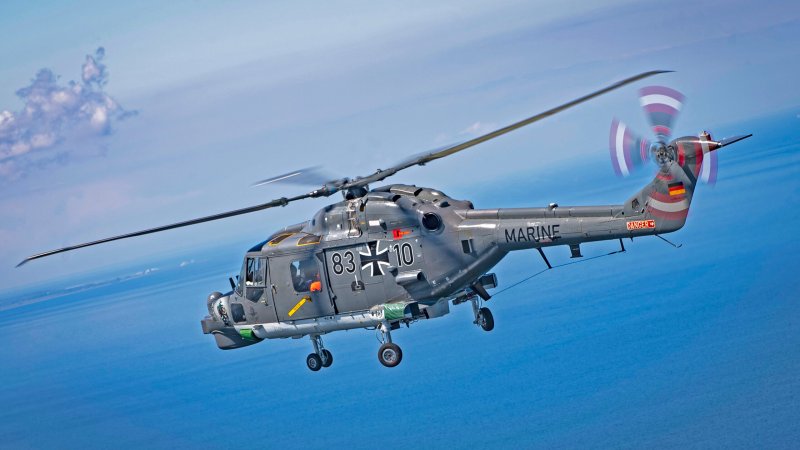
[464,137,709,253]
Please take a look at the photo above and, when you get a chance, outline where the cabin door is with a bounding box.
[270,254,335,321]
[241,256,277,324]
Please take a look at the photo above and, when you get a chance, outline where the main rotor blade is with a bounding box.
[340,70,671,189]
[18,71,670,267]
[17,193,313,267]
[251,166,335,187]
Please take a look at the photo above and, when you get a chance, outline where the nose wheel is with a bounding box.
[306,335,333,372]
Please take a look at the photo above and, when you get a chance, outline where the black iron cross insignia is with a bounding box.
[359,241,390,276]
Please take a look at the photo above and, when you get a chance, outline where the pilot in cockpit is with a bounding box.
[245,258,263,286]
[293,260,321,292]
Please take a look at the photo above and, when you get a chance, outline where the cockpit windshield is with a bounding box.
[237,256,266,297]
[245,257,265,286]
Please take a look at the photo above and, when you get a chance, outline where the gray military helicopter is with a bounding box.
[19,71,751,371]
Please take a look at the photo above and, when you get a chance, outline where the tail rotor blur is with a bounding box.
[639,85,685,142]
[609,85,724,185]
[609,119,651,176]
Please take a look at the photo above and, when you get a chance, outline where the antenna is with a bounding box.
[655,234,682,248]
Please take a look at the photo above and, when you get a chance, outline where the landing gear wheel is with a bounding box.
[306,353,323,371]
[478,307,494,332]
[378,343,403,368]
[321,349,333,368]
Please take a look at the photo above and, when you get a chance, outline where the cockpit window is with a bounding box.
[245,257,266,287]
[290,258,320,293]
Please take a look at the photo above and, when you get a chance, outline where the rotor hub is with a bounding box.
[654,143,672,166]
[343,185,369,200]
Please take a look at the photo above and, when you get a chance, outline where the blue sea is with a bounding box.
[1,110,798,448]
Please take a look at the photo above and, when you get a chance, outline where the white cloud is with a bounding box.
[0,47,134,180]
[30,133,55,148]
[81,47,107,85]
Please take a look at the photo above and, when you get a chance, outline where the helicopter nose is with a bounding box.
[207,291,223,316]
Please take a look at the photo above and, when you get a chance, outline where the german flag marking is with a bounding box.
[288,296,311,317]
[668,182,685,196]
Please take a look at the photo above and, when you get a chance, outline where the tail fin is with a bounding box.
[623,135,714,233]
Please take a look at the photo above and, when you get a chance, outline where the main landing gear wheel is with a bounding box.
[478,307,494,332]
[306,334,332,371]
[321,349,333,368]
[378,343,403,368]
[306,353,323,371]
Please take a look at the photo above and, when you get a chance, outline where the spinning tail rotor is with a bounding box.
[639,85,684,142]
[609,119,651,177]
[609,85,729,185]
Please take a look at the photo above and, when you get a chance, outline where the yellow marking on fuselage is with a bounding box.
[288,296,311,317]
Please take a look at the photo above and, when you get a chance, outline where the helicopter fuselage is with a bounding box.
[202,165,690,352]
[16,71,750,370]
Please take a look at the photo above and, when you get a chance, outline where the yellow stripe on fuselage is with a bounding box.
[288,297,310,317]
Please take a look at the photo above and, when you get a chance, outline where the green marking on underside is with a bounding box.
[383,303,406,320]
[239,328,256,341]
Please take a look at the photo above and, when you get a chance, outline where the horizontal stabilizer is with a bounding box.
[717,134,753,148]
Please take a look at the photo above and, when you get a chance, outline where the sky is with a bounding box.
[0,1,799,447]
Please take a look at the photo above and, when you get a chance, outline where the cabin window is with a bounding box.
[268,232,294,247]
[297,234,321,246]
[290,258,320,293]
